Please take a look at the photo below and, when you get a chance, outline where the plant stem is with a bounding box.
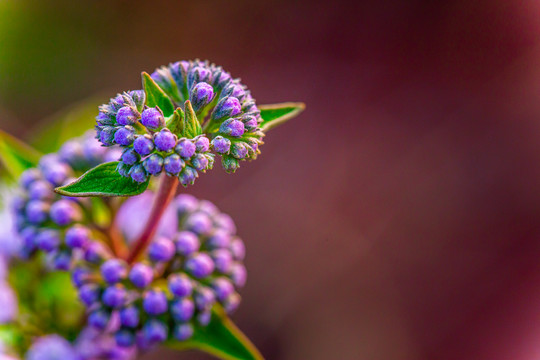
[126,174,179,264]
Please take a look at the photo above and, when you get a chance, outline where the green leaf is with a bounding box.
[55,161,149,197]
[166,107,185,137]
[259,102,305,132]
[0,129,42,180]
[183,100,203,138]
[166,307,263,360]
[142,72,175,117]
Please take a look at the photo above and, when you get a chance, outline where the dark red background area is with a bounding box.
[2,0,540,359]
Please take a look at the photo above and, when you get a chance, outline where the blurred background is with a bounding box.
[1,0,540,359]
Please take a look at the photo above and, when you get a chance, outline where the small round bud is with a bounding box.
[243,115,259,131]
[220,119,245,138]
[171,298,195,322]
[185,253,215,278]
[190,82,214,111]
[185,212,212,235]
[50,200,80,226]
[115,329,135,347]
[120,306,140,328]
[20,168,41,189]
[212,278,235,301]
[191,154,209,171]
[101,259,128,284]
[188,66,212,88]
[142,319,168,344]
[154,129,177,152]
[212,249,233,274]
[114,126,135,146]
[194,136,210,152]
[207,230,231,249]
[212,97,241,120]
[175,194,198,215]
[221,155,240,173]
[148,237,175,262]
[26,335,78,360]
[168,273,193,297]
[133,135,155,156]
[214,213,236,233]
[211,136,231,154]
[194,287,216,311]
[142,154,164,176]
[230,263,247,287]
[102,284,127,308]
[230,142,248,159]
[52,251,72,270]
[224,292,241,314]
[96,111,115,126]
[197,310,212,326]
[222,83,246,100]
[116,106,138,126]
[178,166,198,186]
[59,141,84,164]
[35,229,60,252]
[28,181,53,201]
[99,126,116,146]
[173,323,194,341]
[175,139,196,159]
[143,289,168,315]
[121,148,139,166]
[129,164,148,183]
[141,108,165,131]
[84,241,109,264]
[129,263,154,289]
[72,267,90,288]
[89,309,110,330]
[163,154,184,175]
[79,284,100,306]
[230,237,246,260]
[174,231,200,256]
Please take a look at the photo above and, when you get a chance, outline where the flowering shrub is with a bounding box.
[0,60,304,359]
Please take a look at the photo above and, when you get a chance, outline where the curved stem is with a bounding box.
[126,175,179,264]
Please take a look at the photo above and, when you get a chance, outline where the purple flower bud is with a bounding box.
[170,298,195,322]
[190,82,214,111]
[195,136,210,152]
[148,237,175,262]
[224,292,241,314]
[35,229,60,252]
[79,283,100,306]
[133,135,155,156]
[112,94,125,109]
[50,200,80,226]
[212,97,241,120]
[191,154,209,171]
[168,273,193,298]
[58,141,84,164]
[25,200,49,224]
[42,162,71,186]
[102,285,127,308]
[89,309,110,330]
[142,319,168,344]
[163,154,184,175]
[178,166,198,186]
[52,251,72,270]
[212,278,235,301]
[128,90,146,110]
[194,287,216,311]
[96,111,115,126]
[222,83,245,100]
[114,126,135,146]
[120,306,140,328]
[242,115,259,131]
[101,259,128,284]
[141,108,165,131]
[212,249,233,274]
[210,136,231,154]
[142,154,164,175]
[175,139,196,159]
[185,253,215,278]
[115,329,135,347]
[212,69,231,89]
[214,213,236,233]
[84,241,110,264]
[231,263,247,287]
[185,212,212,235]
[198,200,218,216]
[104,147,123,163]
[174,231,200,256]
[142,289,168,315]
[82,136,107,161]
[230,237,246,261]
[154,129,177,152]
[220,119,245,138]
[99,126,116,146]
[72,267,90,288]
[188,66,212,88]
[207,230,231,249]
[121,148,139,166]
[129,164,148,184]
[197,310,212,326]
[20,168,41,189]
[170,61,189,89]
[28,181,53,201]
[129,263,154,288]
[173,323,194,341]
[174,194,198,215]
[222,155,240,173]
[116,106,138,126]
[27,335,78,360]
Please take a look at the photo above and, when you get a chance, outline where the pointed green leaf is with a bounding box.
[142,72,175,116]
[259,102,305,132]
[55,161,149,197]
[166,307,263,360]
[0,129,42,180]
[183,101,203,138]
[166,107,185,137]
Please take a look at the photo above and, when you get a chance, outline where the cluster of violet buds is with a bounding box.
[95,60,264,183]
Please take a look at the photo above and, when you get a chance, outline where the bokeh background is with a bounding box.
[2,0,540,359]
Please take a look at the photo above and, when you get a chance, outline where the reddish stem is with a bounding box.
[126,175,179,264]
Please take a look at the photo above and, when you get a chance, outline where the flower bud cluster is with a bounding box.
[73,194,246,349]
[12,133,121,269]
[95,60,265,179]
